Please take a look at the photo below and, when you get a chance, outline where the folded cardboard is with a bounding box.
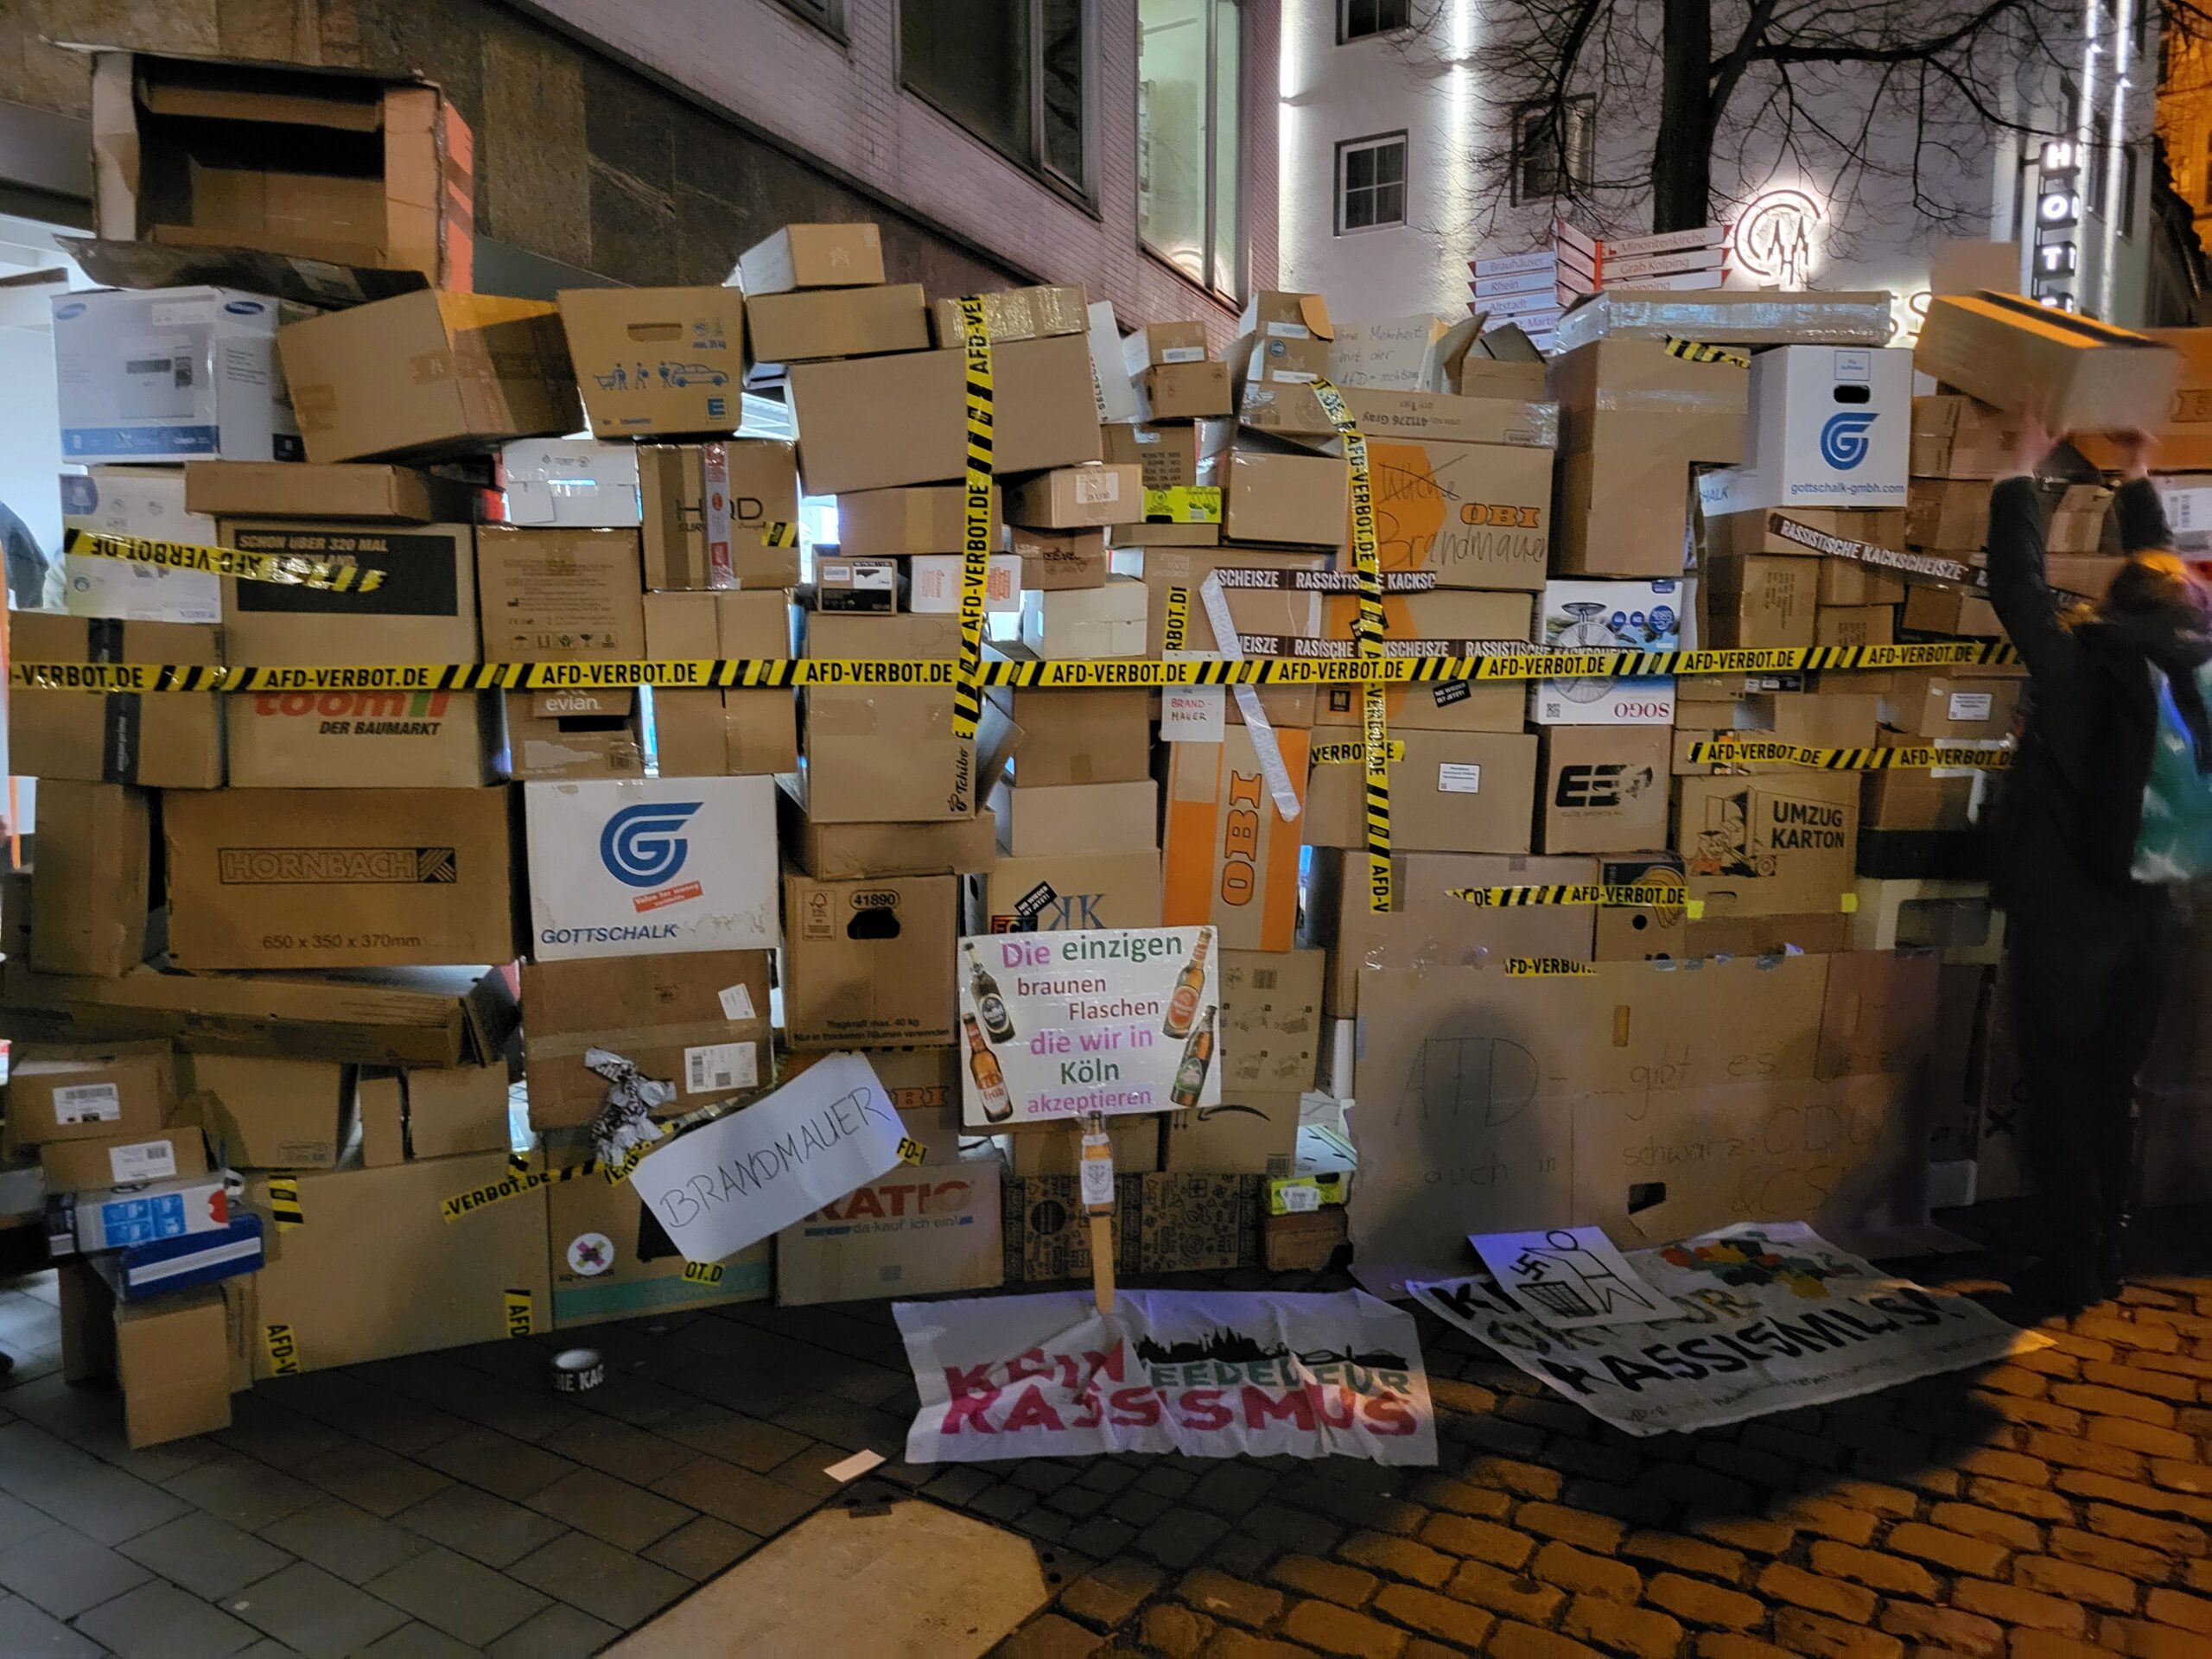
[777,1157,1004,1306]
[117,1287,232,1448]
[836,486,1002,555]
[403,1065,512,1160]
[1696,346,1910,514]
[799,611,976,822]
[1162,726,1310,952]
[638,441,803,589]
[218,518,480,666]
[8,613,223,789]
[7,1042,174,1149]
[277,289,579,462]
[54,285,309,464]
[1704,554,1820,649]
[59,466,221,622]
[1020,578,1149,659]
[229,689,500,789]
[493,440,643,528]
[1677,772,1859,918]
[39,1127,207,1194]
[992,779,1157,856]
[782,873,959,1047]
[502,691,643,779]
[186,461,477,523]
[1005,465,1145,530]
[550,1164,768,1325]
[750,283,928,365]
[29,783,152,977]
[558,285,742,437]
[1537,725,1671,854]
[520,950,772,1128]
[1163,1092,1301,1178]
[183,1052,354,1169]
[475,526,646,664]
[1915,291,2180,433]
[736,223,885,293]
[1135,363,1234,421]
[164,785,518,969]
[967,851,1164,933]
[644,589,798,777]
[931,285,1088,346]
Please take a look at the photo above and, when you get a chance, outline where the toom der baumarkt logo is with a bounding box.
[600,800,702,912]
[1820,411,1877,471]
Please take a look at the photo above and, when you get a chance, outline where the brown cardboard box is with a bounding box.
[776,784,998,878]
[501,692,643,779]
[57,1261,115,1384]
[1915,292,2180,434]
[639,441,803,590]
[736,223,885,293]
[2046,483,2113,555]
[1212,445,1348,547]
[1162,726,1310,951]
[117,1289,232,1448]
[1007,1120,1159,1178]
[358,1074,404,1166]
[1910,394,2019,480]
[278,290,579,463]
[1238,385,1556,449]
[163,786,518,970]
[750,283,928,365]
[29,783,151,977]
[1131,544,1327,728]
[248,1151,551,1375]
[557,286,743,438]
[1707,505,1910,561]
[1816,950,1942,1080]
[1537,726,1670,854]
[644,589,798,776]
[836,486,1002,556]
[777,1155,1004,1306]
[1705,554,1820,649]
[1109,519,1223,549]
[219,519,478,666]
[404,1065,511,1160]
[1233,327,1332,387]
[1103,423,1203,491]
[786,337,1103,494]
[1005,1172,1258,1280]
[783,873,959,1048]
[183,1052,354,1169]
[1862,755,1980,835]
[2076,328,2212,471]
[1020,579,1149,658]
[1757,690,1884,750]
[550,1160,768,1325]
[1820,557,1907,607]
[185,461,476,522]
[475,527,645,663]
[39,1126,207,1193]
[1135,363,1233,421]
[1005,465,1146,530]
[931,285,1089,346]
[988,670,1149,786]
[1816,604,1896,648]
[1164,1092,1302,1177]
[1313,590,1533,739]
[520,951,772,1129]
[6,1042,173,1148]
[229,689,500,789]
[1122,321,1211,370]
[1219,946,1325,1096]
[1906,478,1992,551]
[1360,438,1552,591]
[1306,730,1537,856]
[799,611,975,822]
[7,613,222,789]
[966,852,1163,933]
[1011,526,1109,590]
[1678,772,1859,917]
[1880,671,2024,739]
[1265,1205,1349,1270]
[992,779,1157,856]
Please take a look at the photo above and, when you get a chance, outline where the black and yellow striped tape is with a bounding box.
[897,1135,927,1167]
[760,521,800,549]
[263,1322,300,1375]
[64,527,387,593]
[1310,738,1406,766]
[504,1289,536,1338]
[1664,337,1751,368]
[1684,739,2013,771]
[266,1177,303,1232]
[441,1161,596,1223]
[954,296,995,749]
[1452,884,1711,917]
[1505,958,1598,976]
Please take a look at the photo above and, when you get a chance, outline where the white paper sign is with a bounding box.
[1408,1223,2045,1437]
[896,1289,1437,1464]
[1471,1226,1671,1329]
[1947,691,1994,722]
[1161,684,1226,743]
[632,1052,906,1263]
[958,927,1222,1126]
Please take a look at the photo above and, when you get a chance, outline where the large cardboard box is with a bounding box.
[549,1165,768,1326]
[1005,465,1146,530]
[501,692,644,780]
[638,442,803,590]
[989,672,1150,786]
[558,286,743,437]
[1020,577,1148,658]
[1357,438,1552,591]
[1915,292,2180,434]
[748,283,928,365]
[188,460,478,524]
[1212,445,1349,547]
[1910,394,2020,479]
[117,1289,232,1448]
[736,223,885,293]
[786,336,1103,494]
[1162,726,1310,951]
[799,612,975,823]
[782,873,959,1048]
[403,1065,512,1160]
[1677,772,1859,918]
[1817,603,1896,648]
[967,852,1164,933]
[836,486,1002,556]
[182,1053,354,1169]
[277,290,579,462]
[1538,726,1670,854]
[1313,589,1532,735]
[228,689,500,789]
[1704,554,1820,649]
[29,783,152,977]
[1219,946,1325,1096]
[475,527,645,664]
[164,786,518,970]
[776,1156,1004,1306]
[54,286,309,464]
[1164,1092,1302,1178]
[1696,346,1911,514]
[8,613,223,789]
[6,1042,174,1149]
[1530,578,1686,726]
[993,779,1157,856]
[1880,671,2024,739]
[1129,544,1327,728]
[777,784,998,879]
[1906,478,1993,551]
[1305,730,1537,855]
[218,518,479,666]
[645,589,798,777]
[524,776,779,962]
[58,466,221,622]
[39,1127,207,1193]
[520,950,772,1129]
[247,1152,551,1375]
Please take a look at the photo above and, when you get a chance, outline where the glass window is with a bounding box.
[901,0,1089,196]
[1338,0,1411,41]
[1512,98,1595,205]
[1139,0,1243,298]
[1336,133,1408,232]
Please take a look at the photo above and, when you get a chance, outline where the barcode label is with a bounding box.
[54,1084,122,1125]
[683,1042,758,1096]
[108,1140,177,1183]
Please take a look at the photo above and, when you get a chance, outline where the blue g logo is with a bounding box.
[1821,411,1878,470]
[600,801,702,887]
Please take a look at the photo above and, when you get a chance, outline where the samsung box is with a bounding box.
[557,286,744,438]
[53,286,308,463]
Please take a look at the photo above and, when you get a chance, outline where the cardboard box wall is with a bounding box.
[638,442,803,590]
[29,782,152,978]
[1303,730,1536,856]
[549,1165,768,1326]
[8,613,223,789]
[778,1155,1004,1306]
[782,873,958,1048]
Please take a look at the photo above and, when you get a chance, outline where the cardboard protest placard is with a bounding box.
[958,926,1223,1128]
[895,1287,1436,1464]
[631,1052,906,1264]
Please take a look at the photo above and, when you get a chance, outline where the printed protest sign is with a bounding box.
[632,1052,905,1264]
[1409,1222,2044,1437]
[1471,1227,1671,1329]
[896,1288,1436,1464]
[957,926,1222,1128]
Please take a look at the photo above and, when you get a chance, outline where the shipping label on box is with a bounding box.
[58,468,222,622]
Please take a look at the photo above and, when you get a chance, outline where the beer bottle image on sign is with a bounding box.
[1163,926,1213,1038]
[963,1014,1014,1123]
[966,943,1015,1041]
[1169,1005,1217,1109]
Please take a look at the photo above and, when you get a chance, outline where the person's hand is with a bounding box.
[2102,428,2157,480]
[2007,407,2056,480]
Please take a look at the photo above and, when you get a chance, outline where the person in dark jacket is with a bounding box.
[1988,419,2212,1309]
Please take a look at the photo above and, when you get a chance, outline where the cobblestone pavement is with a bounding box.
[1,1217,2209,1656]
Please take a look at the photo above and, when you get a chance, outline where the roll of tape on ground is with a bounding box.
[550,1347,605,1394]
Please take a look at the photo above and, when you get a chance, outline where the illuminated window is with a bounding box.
[1336,132,1408,232]
[1512,98,1595,204]
[1139,0,1243,298]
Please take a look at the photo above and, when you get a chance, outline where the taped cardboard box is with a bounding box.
[1011,526,1109,591]
[1676,772,1859,918]
[836,486,1002,556]
[219,518,478,666]
[403,1065,512,1160]
[1005,465,1145,530]
[185,461,477,522]
[475,526,645,664]
[783,873,959,1049]
[1905,478,1992,552]
[5,1041,174,1150]
[931,284,1088,346]
[1537,725,1670,855]
[1135,363,1234,421]
[1209,443,1348,548]
[550,1163,769,1326]
[277,290,578,462]
[164,785,519,970]
[1165,1092,1302,1177]
[1020,579,1148,658]
[1004,1173,1260,1281]
[987,658,1150,785]
[1238,385,1556,451]
[117,1287,232,1448]
[1103,423,1203,492]
[184,1053,356,1169]
[778,1155,1004,1306]
[7,612,223,789]
[798,611,978,823]
[501,691,642,780]
[775,783,999,879]
[29,782,152,978]
[966,851,1164,934]
[2077,328,2212,472]
[750,283,928,366]
[1162,725,1311,952]
[1915,291,2179,434]
[644,589,798,778]
[735,223,885,293]
[1305,729,1537,856]
[59,466,220,623]
[638,441,803,590]
[231,689,501,790]
[1756,690,1884,750]
[247,1151,551,1376]
[1816,603,1896,648]
[1861,751,1981,836]
[519,950,771,1129]
[909,555,1024,615]
[1131,544,1327,728]
[1312,589,1533,735]
[1880,671,2024,739]
[40,1126,207,1194]
[992,779,1157,857]
[1704,554,1819,650]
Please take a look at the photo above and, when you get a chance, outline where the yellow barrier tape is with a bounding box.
[1142,485,1223,524]
[954,296,994,754]
[263,1322,300,1376]
[1685,739,2014,771]
[1453,884,1709,918]
[1162,586,1191,657]
[504,1288,536,1338]
[760,521,800,548]
[683,1260,725,1285]
[1310,738,1406,766]
[441,1163,594,1223]
[1505,957,1598,976]
[1311,376,1393,914]
[897,1135,927,1167]
[1664,337,1751,369]
[64,526,387,593]
[266,1177,302,1233]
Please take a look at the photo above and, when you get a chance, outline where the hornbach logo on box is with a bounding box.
[218,847,458,884]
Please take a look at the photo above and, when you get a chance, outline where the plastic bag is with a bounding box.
[2131,662,2212,883]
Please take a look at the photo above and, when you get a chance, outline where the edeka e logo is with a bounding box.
[600,801,702,888]
[1820,411,1878,471]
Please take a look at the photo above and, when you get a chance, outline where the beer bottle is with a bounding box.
[963,1014,1014,1123]
[1169,1005,1216,1109]
[1163,926,1212,1038]
[966,943,1015,1042]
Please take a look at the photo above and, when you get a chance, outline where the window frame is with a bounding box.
[775,0,847,42]
[1333,130,1409,234]
[1510,95,1595,206]
[1136,0,1247,303]
[897,0,1099,213]
[1337,0,1414,45]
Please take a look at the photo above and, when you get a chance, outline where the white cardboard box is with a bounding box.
[1697,346,1910,514]
[57,467,222,622]
[1530,578,1691,727]
[53,287,308,464]
[496,439,642,527]
[524,776,780,961]
[1020,577,1147,659]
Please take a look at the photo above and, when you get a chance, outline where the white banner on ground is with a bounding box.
[896,1288,1438,1464]
[1471,1226,1672,1329]
[632,1052,905,1263]
[1409,1222,2045,1437]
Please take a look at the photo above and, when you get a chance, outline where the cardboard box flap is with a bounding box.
[133,60,389,131]
[56,234,424,307]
